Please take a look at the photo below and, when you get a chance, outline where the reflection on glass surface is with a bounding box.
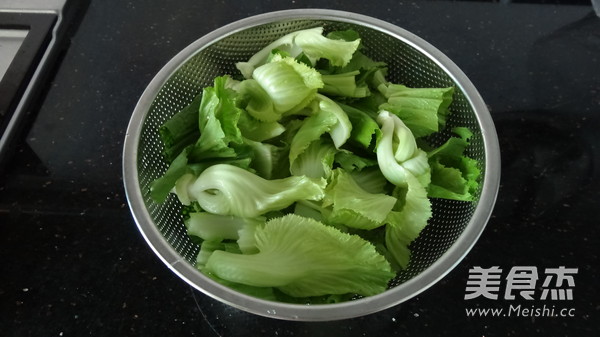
[0,28,29,82]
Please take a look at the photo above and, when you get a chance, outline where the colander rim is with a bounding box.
[122,8,501,321]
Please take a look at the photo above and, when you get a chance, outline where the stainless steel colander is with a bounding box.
[123,9,500,321]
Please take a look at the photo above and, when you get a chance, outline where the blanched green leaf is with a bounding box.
[293,200,325,222]
[334,150,377,172]
[338,102,381,149]
[379,84,454,138]
[185,211,264,242]
[196,241,227,270]
[168,77,254,174]
[203,270,278,301]
[294,52,313,67]
[294,29,360,67]
[427,127,480,201]
[427,160,472,200]
[186,156,254,180]
[236,79,279,122]
[385,172,432,269]
[289,138,337,179]
[349,167,389,195]
[375,110,430,188]
[317,94,352,148]
[237,109,285,142]
[235,27,317,79]
[190,76,245,161]
[426,127,471,158]
[320,71,370,98]
[243,137,287,179]
[187,164,326,218]
[148,27,482,301]
[324,169,397,230]
[253,55,323,114]
[288,104,338,169]
[235,26,359,77]
[341,51,387,74]
[205,214,394,297]
[174,172,196,205]
[325,29,361,43]
[150,146,192,203]
[158,93,202,163]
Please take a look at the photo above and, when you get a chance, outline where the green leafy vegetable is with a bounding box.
[338,102,382,149]
[185,211,263,243]
[379,84,454,138]
[252,55,323,114]
[317,94,353,148]
[288,103,338,171]
[287,93,354,170]
[334,150,377,172]
[375,110,430,188]
[236,109,285,142]
[185,163,326,218]
[349,167,390,195]
[320,71,370,98]
[427,127,481,201]
[150,146,193,203]
[149,27,481,303]
[236,79,279,122]
[243,137,287,179]
[323,169,397,230]
[204,214,394,297]
[236,27,360,79]
[158,93,202,163]
[385,173,432,269]
[192,76,244,159]
[289,138,337,179]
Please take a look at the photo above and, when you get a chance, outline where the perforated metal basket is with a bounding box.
[123,9,500,321]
